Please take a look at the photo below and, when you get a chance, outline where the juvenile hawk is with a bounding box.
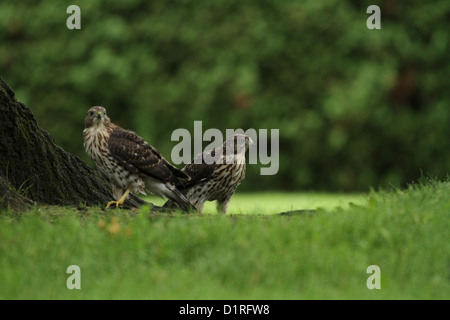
[83,106,192,210]
[167,134,252,213]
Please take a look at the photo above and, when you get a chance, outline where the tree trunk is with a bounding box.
[0,77,147,210]
[0,175,34,211]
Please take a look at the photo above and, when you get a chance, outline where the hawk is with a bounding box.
[83,106,192,210]
[166,134,252,213]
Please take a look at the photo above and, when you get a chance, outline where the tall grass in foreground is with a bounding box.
[0,177,448,299]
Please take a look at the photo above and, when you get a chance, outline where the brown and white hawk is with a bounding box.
[83,106,192,210]
[166,134,252,213]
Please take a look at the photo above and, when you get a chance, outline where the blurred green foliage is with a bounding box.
[1,0,449,191]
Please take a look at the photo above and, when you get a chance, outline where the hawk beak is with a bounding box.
[97,111,102,119]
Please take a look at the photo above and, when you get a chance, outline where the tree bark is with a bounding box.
[0,77,147,210]
[0,175,34,211]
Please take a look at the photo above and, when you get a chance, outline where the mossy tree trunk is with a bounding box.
[0,77,146,210]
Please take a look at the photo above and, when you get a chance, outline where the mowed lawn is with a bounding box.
[145,191,368,214]
[0,179,448,299]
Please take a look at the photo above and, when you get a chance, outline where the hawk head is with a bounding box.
[84,106,111,128]
[226,134,253,155]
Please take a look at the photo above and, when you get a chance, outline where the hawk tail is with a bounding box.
[164,182,195,212]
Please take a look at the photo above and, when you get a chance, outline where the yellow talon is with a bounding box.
[106,201,120,209]
[105,189,131,209]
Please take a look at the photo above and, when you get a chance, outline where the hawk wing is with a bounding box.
[108,128,189,183]
[178,149,221,189]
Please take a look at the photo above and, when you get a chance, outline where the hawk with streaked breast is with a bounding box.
[167,134,252,213]
[83,106,192,210]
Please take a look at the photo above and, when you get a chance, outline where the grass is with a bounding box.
[0,177,448,299]
[146,191,368,214]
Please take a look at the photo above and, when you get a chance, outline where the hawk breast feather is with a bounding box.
[107,128,190,184]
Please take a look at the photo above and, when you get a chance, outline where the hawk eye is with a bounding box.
[89,111,94,116]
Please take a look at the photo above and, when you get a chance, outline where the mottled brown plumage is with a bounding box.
[83,106,192,210]
[171,134,252,213]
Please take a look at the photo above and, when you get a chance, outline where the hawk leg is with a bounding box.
[217,197,231,214]
[106,188,131,209]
